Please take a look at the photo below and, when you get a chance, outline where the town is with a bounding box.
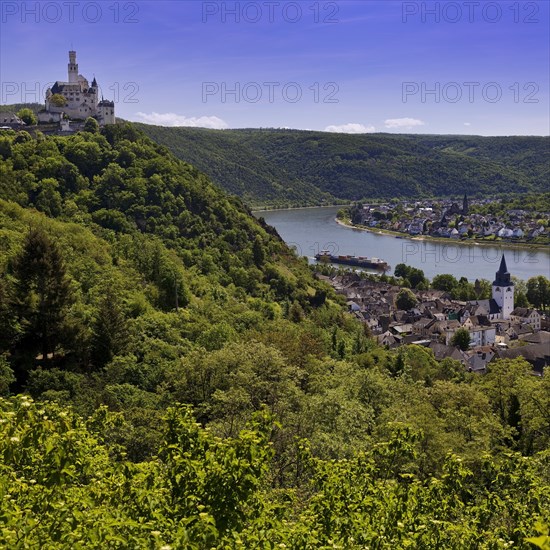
[318,255,549,374]
[348,195,549,244]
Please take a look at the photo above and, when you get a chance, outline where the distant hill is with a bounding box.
[1,102,547,206]
[137,125,550,206]
[0,103,42,113]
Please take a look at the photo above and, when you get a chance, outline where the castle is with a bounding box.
[41,51,115,126]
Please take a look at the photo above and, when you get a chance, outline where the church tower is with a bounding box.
[68,50,78,83]
[462,193,469,215]
[492,255,514,319]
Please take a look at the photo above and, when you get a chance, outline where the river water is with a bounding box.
[258,206,550,282]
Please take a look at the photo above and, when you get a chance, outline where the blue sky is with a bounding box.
[1,0,548,135]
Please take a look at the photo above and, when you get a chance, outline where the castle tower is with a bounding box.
[98,98,115,125]
[492,255,514,319]
[68,50,78,83]
[90,76,99,109]
[462,193,469,215]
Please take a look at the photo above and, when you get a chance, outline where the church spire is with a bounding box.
[462,193,469,215]
[498,255,508,275]
[492,254,515,320]
[493,254,513,287]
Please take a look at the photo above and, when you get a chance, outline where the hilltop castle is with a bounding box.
[42,51,115,126]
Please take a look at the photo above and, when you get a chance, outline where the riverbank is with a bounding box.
[335,217,550,251]
[260,207,550,281]
[253,203,350,213]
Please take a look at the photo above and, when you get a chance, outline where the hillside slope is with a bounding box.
[0,123,549,547]
[137,125,549,206]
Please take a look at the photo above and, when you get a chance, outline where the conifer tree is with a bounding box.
[11,227,72,364]
[252,236,265,267]
[91,287,129,368]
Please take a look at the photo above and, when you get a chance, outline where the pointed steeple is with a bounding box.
[493,255,513,287]
[462,193,469,215]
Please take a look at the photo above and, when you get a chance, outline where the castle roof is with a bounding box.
[0,112,24,125]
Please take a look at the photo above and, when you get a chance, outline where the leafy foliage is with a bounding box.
[0,396,548,548]
[138,125,550,205]
[16,108,37,126]
[451,328,471,351]
[0,124,548,545]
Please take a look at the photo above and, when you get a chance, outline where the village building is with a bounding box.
[510,307,542,331]
[0,112,25,129]
[319,254,548,374]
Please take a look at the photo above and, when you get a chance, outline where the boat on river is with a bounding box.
[314,250,390,271]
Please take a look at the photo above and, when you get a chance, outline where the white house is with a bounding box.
[498,227,513,238]
[512,228,524,238]
[445,325,496,347]
[510,308,541,331]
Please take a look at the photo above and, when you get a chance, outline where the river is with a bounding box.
[257,206,550,282]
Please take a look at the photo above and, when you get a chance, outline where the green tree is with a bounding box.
[83,117,100,133]
[49,93,67,107]
[252,236,265,267]
[527,276,550,310]
[0,276,17,352]
[474,278,492,299]
[515,291,530,308]
[34,178,63,217]
[0,356,15,395]
[395,288,417,310]
[432,274,459,292]
[0,137,12,160]
[11,227,73,365]
[394,263,427,289]
[91,287,129,368]
[16,108,37,126]
[451,328,471,351]
[288,300,305,322]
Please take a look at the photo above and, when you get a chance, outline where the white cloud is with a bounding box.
[135,111,228,129]
[384,117,425,129]
[464,122,471,126]
[324,123,376,134]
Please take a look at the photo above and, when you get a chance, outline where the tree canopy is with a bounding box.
[0,124,548,547]
[138,125,550,206]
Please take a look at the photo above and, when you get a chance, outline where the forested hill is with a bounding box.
[0,123,549,547]
[137,125,550,206]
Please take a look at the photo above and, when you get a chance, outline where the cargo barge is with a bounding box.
[314,251,390,271]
